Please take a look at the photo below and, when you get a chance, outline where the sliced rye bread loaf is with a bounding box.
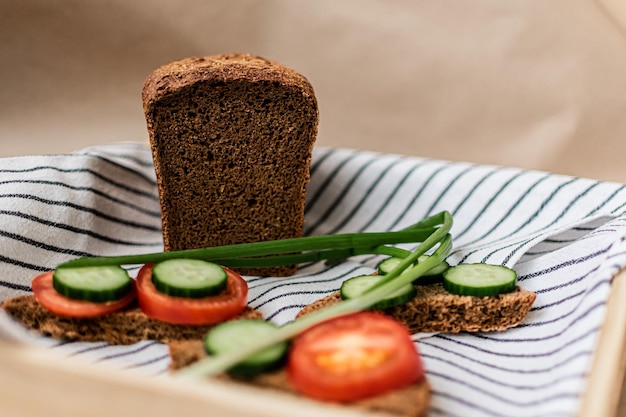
[1,295,261,345]
[142,54,319,277]
[168,340,431,417]
[297,283,536,333]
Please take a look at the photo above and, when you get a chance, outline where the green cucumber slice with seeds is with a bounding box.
[204,319,288,375]
[377,257,412,275]
[152,259,228,298]
[377,255,449,285]
[53,266,132,303]
[340,274,417,309]
[418,255,450,276]
[443,263,517,297]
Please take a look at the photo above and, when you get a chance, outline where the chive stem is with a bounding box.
[56,211,449,269]
[215,246,393,268]
[177,213,453,378]
[56,228,433,268]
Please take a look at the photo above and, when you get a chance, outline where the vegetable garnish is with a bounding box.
[151,259,228,298]
[177,211,453,378]
[53,265,133,302]
[287,312,424,402]
[55,211,449,269]
[340,274,417,309]
[43,211,452,377]
[136,264,248,325]
[205,319,288,376]
[378,252,450,278]
[443,263,517,297]
[32,271,137,318]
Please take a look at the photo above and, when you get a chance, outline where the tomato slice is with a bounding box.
[135,264,248,325]
[32,271,137,318]
[287,311,425,402]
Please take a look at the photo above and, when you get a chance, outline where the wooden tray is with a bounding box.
[578,268,626,417]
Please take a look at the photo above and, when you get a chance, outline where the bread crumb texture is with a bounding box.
[143,54,319,277]
[297,284,536,333]
[1,295,261,344]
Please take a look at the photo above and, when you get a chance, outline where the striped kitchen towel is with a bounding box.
[1,142,625,417]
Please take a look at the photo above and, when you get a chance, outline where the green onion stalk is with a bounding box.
[177,211,453,378]
[56,212,449,269]
[53,211,453,378]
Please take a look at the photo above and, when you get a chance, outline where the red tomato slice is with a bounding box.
[32,271,137,318]
[135,264,248,325]
[287,311,425,402]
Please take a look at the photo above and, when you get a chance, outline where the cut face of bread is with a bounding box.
[142,54,319,277]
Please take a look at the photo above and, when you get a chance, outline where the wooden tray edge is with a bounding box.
[577,267,626,417]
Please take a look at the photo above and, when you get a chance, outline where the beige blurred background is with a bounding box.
[2,0,626,183]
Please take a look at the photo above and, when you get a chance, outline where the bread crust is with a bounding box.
[142,54,317,112]
[1,295,261,345]
[168,340,431,417]
[297,283,536,333]
[142,54,319,277]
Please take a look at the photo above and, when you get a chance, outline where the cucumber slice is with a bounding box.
[53,266,132,303]
[418,255,450,276]
[377,255,449,285]
[377,257,413,275]
[152,259,227,298]
[204,319,288,375]
[443,263,517,297]
[340,274,416,309]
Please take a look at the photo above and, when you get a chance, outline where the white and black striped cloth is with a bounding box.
[1,142,625,417]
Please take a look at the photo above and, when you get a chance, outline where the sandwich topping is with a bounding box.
[33,260,250,326]
[136,263,248,325]
[32,270,137,318]
[287,312,425,402]
[6,210,537,412]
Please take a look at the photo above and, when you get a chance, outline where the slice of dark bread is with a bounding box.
[1,295,261,344]
[297,283,536,333]
[169,340,431,417]
[142,54,319,277]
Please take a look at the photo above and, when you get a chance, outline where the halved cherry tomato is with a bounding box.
[135,264,248,325]
[287,311,424,402]
[32,271,137,318]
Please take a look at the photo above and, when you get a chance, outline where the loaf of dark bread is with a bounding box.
[168,340,431,417]
[0,295,261,345]
[142,54,319,277]
[297,283,536,333]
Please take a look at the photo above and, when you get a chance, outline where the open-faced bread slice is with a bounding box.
[168,340,431,417]
[0,295,261,344]
[297,283,536,333]
[166,283,535,416]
